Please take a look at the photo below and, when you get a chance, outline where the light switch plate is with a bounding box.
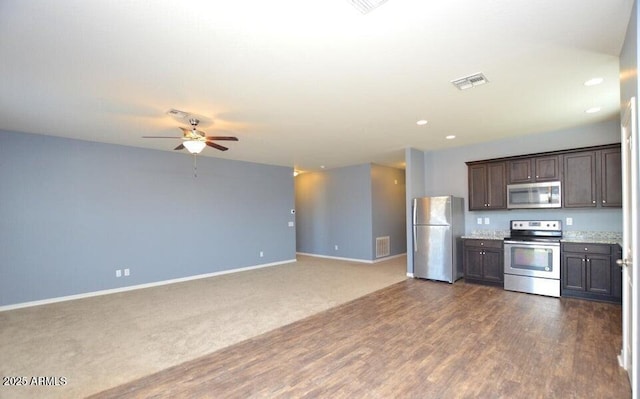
[484,217,490,225]
[477,218,483,225]
[566,217,573,226]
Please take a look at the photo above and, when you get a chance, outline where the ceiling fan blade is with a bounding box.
[174,143,185,150]
[206,142,229,151]
[205,136,239,141]
[142,136,183,139]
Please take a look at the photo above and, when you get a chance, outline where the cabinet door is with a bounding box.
[563,254,586,291]
[486,162,506,209]
[508,159,533,184]
[534,155,560,181]
[563,151,597,208]
[612,247,623,299]
[468,164,488,210]
[464,247,484,279]
[586,255,612,295]
[482,249,504,282]
[600,148,622,207]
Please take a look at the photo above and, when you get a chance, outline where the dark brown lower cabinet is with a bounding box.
[463,239,504,286]
[561,242,622,303]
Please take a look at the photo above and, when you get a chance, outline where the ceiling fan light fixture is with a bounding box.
[183,140,206,154]
[348,0,389,14]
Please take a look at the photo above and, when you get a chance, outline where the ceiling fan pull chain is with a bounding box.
[193,154,198,178]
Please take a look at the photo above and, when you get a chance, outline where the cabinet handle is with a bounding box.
[528,175,531,179]
[535,175,538,178]
[480,242,484,246]
[586,258,590,263]
[592,200,596,204]
[603,200,607,204]
[584,248,588,251]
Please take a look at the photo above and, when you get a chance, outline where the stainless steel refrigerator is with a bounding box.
[412,196,465,283]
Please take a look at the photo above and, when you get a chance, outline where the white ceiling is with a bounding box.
[0,0,634,171]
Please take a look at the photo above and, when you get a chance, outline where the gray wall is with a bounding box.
[0,130,296,307]
[405,119,623,274]
[405,148,425,274]
[295,164,373,260]
[295,163,406,261]
[371,164,407,258]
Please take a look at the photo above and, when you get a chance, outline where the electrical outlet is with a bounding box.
[335,245,339,251]
[115,269,122,278]
[484,217,490,225]
[288,221,294,227]
[566,217,573,226]
[259,251,264,258]
[124,268,130,276]
[477,218,483,225]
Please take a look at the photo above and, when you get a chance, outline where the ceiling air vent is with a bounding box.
[451,73,489,90]
[348,0,389,14]
[166,108,189,119]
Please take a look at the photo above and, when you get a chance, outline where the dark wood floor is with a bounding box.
[89,279,631,399]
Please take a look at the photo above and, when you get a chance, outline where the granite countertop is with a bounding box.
[461,230,509,240]
[461,230,622,246]
[560,231,622,246]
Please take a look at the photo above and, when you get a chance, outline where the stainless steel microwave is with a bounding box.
[507,181,561,209]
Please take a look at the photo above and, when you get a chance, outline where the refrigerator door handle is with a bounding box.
[413,225,417,252]
[412,198,417,226]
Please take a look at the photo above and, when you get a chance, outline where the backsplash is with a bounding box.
[465,207,622,235]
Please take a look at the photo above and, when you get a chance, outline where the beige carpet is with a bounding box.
[0,255,407,399]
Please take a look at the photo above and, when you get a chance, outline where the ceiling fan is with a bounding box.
[143,118,238,154]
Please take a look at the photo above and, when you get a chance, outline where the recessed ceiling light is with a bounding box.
[585,107,601,114]
[320,165,325,169]
[584,77,604,86]
[445,135,456,140]
[416,120,428,125]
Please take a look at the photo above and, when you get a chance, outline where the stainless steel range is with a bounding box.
[503,220,562,297]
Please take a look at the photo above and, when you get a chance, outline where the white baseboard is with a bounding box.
[372,253,407,263]
[0,259,297,312]
[297,252,406,264]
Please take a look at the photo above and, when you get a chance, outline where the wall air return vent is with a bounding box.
[376,236,390,258]
[451,73,489,90]
[348,0,389,14]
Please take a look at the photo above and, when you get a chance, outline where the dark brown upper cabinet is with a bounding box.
[600,148,622,207]
[507,155,560,184]
[563,147,621,208]
[467,143,621,211]
[468,162,506,211]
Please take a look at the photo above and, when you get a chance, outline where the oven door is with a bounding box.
[504,240,560,279]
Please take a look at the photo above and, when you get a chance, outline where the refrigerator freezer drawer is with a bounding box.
[413,225,453,282]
